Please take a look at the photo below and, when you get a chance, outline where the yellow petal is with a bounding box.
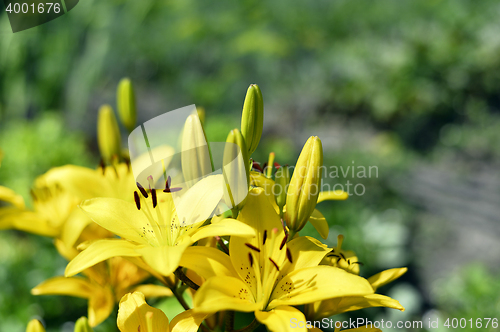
[180,246,238,280]
[368,267,407,292]
[311,294,405,319]
[238,187,282,239]
[26,319,45,332]
[190,218,256,243]
[7,210,59,237]
[174,174,223,226]
[80,197,149,244]
[0,185,25,209]
[31,276,94,298]
[88,286,115,327]
[268,266,373,309]
[60,208,93,248]
[130,284,173,298]
[318,190,349,202]
[279,236,329,280]
[118,292,169,332]
[170,309,209,332]
[136,237,191,276]
[65,239,142,277]
[193,276,259,314]
[255,306,307,332]
[308,209,329,239]
[74,317,93,332]
[250,171,275,196]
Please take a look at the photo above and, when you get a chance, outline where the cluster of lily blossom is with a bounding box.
[0,80,407,332]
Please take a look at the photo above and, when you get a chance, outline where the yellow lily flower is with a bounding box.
[118,292,209,332]
[26,319,45,332]
[32,237,171,327]
[65,174,256,277]
[180,188,374,332]
[305,236,407,320]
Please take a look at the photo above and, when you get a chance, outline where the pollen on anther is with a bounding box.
[286,247,293,263]
[263,230,267,245]
[269,257,280,271]
[248,253,254,267]
[136,182,149,198]
[134,191,141,210]
[151,189,157,208]
[245,243,261,252]
[280,234,288,250]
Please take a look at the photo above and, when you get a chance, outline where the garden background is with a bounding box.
[1,0,500,331]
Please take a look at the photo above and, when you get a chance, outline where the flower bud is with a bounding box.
[181,113,213,187]
[116,78,137,133]
[285,136,323,233]
[26,319,45,332]
[74,317,93,332]
[240,84,263,156]
[274,165,290,210]
[97,105,121,163]
[223,129,250,210]
[197,106,206,126]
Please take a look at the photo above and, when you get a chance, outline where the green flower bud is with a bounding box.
[97,105,121,164]
[74,317,93,332]
[26,319,45,332]
[223,129,250,211]
[116,78,137,133]
[285,136,323,233]
[181,113,213,187]
[240,84,263,156]
[274,165,290,210]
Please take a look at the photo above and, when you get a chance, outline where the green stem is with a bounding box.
[175,267,200,290]
[225,311,234,332]
[160,276,191,311]
[287,229,296,242]
[233,319,261,332]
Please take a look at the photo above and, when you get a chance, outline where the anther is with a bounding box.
[269,257,280,271]
[248,253,254,267]
[263,230,267,245]
[286,248,293,263]
[252,161,263,173]
[339,253,346,260]
[134,191,141,210]
[245,243,261,252]
[280,234,288,250]
[136,182,149,198]
[151,189,157,208]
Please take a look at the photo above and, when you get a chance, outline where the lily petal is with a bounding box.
[193,276,260,314]
[31,276,94,298]
[170,309,209,332]
[0,185,25,208]
[117,292,169,332]
[65,239,142,277]
[181,246,238,280]
[368,267,407,292]
[318,190,349,202]
[268,266,373,309]
[190,218,256,243]
[255,306,307,332]
[88,285,115,327]
[80,197,150,244]
[136,236,191,276]
[279,236,329,280]
[308,209,329,239]
[310,294,405,319]
[130,284,173,298]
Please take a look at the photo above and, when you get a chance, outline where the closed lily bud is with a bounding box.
[26,319,45,332]
[116,78,137,133]
[97,105,121,163]
[285,136,323,233]
[223,129,250,210]
[240,84,263,156]
[197,106,206,126]
[274,164,290,210]
[74,317,93,332]
[181,113,213,187]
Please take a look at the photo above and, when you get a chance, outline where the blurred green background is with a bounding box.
[1,0,500,331]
